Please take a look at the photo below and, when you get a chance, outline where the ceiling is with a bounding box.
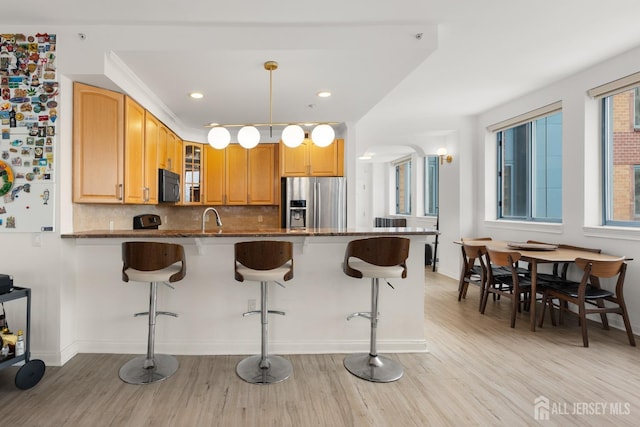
[8,1,640,152]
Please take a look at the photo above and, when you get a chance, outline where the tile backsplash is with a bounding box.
[73,204,280,231]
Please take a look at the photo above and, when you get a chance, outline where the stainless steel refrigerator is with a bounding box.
[282,177,347,229]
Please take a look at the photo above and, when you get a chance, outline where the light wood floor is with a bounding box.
[1,271,639,426]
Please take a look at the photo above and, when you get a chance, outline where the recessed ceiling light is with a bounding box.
[189,92,204,99]
[317,91,332,98]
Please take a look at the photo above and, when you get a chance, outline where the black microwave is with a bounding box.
[158,169,180,203]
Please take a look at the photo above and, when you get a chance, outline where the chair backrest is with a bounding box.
[234,240,294,282]
[122,241,186,283]
[575,257,625,279]
[574,257,627,296]
[343,237,410,279]
[486,248,521,272]
[461,243,488,274]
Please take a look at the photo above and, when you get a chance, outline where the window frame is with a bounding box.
[423,156,439,217]
[601,91,640,227]
[394,158,412,215]
[495,110,562,223]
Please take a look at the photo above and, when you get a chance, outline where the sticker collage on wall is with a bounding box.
[0,33,56,232]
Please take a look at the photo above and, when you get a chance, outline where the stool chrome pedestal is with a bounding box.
[234,241,294,385]
[119,242,186,385]
[342,237,410,383]
[344,278,404,382]
[236,280,292,384]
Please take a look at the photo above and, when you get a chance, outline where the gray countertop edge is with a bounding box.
[61,227,439,238]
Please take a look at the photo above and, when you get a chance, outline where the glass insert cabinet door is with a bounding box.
[183,142,202,204]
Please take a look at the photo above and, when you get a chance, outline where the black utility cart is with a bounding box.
[0,287,45,389]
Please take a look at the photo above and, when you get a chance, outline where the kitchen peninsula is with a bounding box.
[61,227,436,357]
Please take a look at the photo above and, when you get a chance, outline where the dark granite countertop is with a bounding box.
[61,227,438,238]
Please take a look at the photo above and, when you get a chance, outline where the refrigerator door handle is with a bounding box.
[314,180,320,228]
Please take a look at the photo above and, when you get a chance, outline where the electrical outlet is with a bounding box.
[258,215,263,223]
[248,299,256,311]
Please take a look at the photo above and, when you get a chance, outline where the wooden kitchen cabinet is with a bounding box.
[122,96,146,204]
[203,143,277,205]
[142,112,159,204]
[157,122,168,170]
[166,130,180,173]
[182,141,203,204]
[203,145,225,205]
[73,82,125,203]
[157,123,180,173]
[225,144,248,205]
[280,138,344,176]
[248,144,276,205]
[73,83,160,204]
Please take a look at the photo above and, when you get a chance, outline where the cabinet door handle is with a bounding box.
[168,158,172,171]
[144,187,149,202]
[118,184,123,200]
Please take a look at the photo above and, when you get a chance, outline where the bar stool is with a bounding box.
[342,236,410,382]
[120,241,186,385]
[234,240,294,384]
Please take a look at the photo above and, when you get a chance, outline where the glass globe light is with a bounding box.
[281,125,305,148]
[237,126,260,149]
[207,127,231,149]
[311,124,335,147]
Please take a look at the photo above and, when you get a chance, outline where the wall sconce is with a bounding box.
[437,148,453,165]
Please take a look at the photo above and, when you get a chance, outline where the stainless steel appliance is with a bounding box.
[282,177,346,229]
[158,168,181,203]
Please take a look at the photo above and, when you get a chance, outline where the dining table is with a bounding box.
[459,240,627,331]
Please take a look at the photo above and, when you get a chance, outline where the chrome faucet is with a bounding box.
[202,207,223,232]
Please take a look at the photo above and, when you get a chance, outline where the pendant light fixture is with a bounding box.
[207,61,336,149]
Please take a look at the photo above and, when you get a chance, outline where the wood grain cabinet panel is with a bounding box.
[143,112,159,204]
[248,144,276,205]
[203,145,225,205]
[225,144,248,205]
[123,97,146,204]
[280,138,344,177]
[72,82,125,203]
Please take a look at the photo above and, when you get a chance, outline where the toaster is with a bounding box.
[133,214,161,230]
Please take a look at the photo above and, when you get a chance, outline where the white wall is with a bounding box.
[474,44,640,333]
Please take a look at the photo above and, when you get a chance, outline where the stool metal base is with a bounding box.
[119,354,179,385]
[344,353,403,383]
[236,355,292,384]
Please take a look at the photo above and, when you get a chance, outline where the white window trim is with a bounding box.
[588,70,640,99]
[487,101,562,133]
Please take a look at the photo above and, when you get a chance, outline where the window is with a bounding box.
[395,159,411,214]
[496,111,562,221]
[602,87,640,225]
[635,88,640,129]
[424,156,438,216]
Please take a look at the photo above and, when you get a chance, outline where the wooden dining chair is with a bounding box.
[481,248,535,328]
[458,238,514,309]
[458,242,489,309]
[538,257,635,348]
